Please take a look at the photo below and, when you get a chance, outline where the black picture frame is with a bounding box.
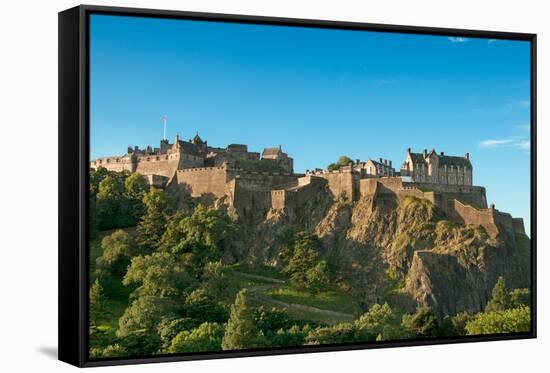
[58,4,537,368]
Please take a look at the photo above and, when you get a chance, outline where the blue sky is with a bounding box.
[90,14,532,232]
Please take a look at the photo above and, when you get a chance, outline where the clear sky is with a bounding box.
[89,14,532,233]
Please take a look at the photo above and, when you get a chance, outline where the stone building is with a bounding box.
[354,158,395,177]
[261,146,294,174]
[90,138,524,238]
[90,133,294,176]
[400,148,473,185]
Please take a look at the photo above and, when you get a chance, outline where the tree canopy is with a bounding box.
[327,155,355,171]
[221,290,267,350]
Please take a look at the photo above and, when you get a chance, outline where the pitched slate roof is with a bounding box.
[227,144,248,152]
[408,151,472,169]
[262,147,281,157]
[438,155,472,169]
[409,152,426,164]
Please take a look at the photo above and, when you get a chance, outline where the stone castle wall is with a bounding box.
[170,166,299,206]
[451,200,524,238]
[173,167,230,198]
[452,200,499,237]
[90,157,135,173]
[513,218,526,235]
[226,169,298,191]
[270,176,326,210]
[359,177,403,197]
[403,182,487,209]
[135,156,180,178]
[309,170,358,201]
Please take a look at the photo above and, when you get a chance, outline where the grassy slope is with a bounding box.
[91,236,362,346]
[264,286,359,316]
[225,265,360,325]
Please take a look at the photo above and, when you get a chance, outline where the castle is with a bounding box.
[91,135,525,239]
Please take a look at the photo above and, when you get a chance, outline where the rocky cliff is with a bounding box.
[221,184,531,318]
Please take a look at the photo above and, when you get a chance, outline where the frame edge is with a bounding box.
[58,5,85,368]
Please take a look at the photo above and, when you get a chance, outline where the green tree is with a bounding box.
[90,167,112,195]
[136,188,169,252]
[201,261,237,302]
[253,306,306,347]
[116,296,176,355]
[157,317,196,350]
[305,260,331,294]
[96,175,126,229]
[269,325,308,348]
[221,290,267,350]
[465,306,531,335]
[90,168,140,230]
[327,156,354,171]
[450,311,473,336]
[124,173,149,199]
[509,288,530,309]
[169,322,225,353]
[124,172,149,221]
[159,205,237,276]
[283,232,323,289]
[254,306,293,335]
[96,230,137,276]
[89,278,104,326]
[183,288,228,324]
[401,307,438,338]
[123,252,194,297]
[89,344,127,359]
[355,303,402,340]
[305,322,363,345]
[485,276,510,312]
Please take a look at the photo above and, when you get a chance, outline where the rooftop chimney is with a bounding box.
[422,149,427,157]
[465,152,470,160]
[379,158,383,163]
[440,151,445,156]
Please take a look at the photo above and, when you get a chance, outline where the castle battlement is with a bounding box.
[176,166,226,173]
[90,138,524,238]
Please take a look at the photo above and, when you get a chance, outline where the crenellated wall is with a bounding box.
[135,156,180,178]
[226,169,298,191]
[269,176,327,211]
[451,200,524,238]
[173,166,230,198]
[403,182,487,209]
[90,156,135,172]
[356,177,524,238]
[307,170,358,201]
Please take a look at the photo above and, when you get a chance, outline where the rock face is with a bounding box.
[219,183,531,318]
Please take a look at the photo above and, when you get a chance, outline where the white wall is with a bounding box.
[0,0,547,371]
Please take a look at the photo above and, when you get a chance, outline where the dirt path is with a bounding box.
[234,271,286,284]
[238,272,355,321]
[252,293,355,321]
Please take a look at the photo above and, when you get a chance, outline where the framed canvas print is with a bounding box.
[58,5,537,367]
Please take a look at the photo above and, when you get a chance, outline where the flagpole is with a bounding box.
[161,114,167,140]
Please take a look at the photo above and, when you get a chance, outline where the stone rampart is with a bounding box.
[90,157,135,172]
[309,170,357,201]
[269,176,326,211]
[513,218,526,235]
[173,166,229,198]
[450,200,522,238]
[135,156,180,178]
